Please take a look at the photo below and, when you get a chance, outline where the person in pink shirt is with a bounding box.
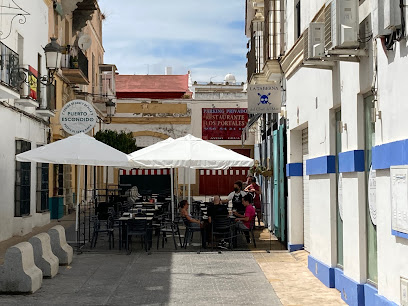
[233,194,256,243]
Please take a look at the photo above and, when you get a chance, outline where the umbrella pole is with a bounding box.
[183,169,185,200]
[170,168,174,221]
[188,168,191,213]
[105,166,108,202]
[75,165,81,247]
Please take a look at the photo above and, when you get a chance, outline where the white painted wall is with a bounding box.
[285,0,326,48]
[286,68,333,158]
[376,169,408,305]
[377,40,408,144]
[0,0,51,242]
[283,0,408,303]
[0,108,49,241]
[372,37,408,304]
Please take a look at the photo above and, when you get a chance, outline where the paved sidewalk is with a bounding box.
[0,252,281,305]
[253,250,346,306]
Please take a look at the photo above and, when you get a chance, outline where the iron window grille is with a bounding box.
[36,162,49,212]
[15,140,31,217]
[53,164,64,196]
[0,41,20,91]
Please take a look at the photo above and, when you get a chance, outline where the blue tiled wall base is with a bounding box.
[339,150,365,173]
[364,284,398,306]
[372,139,408,170]
[287,243,303,252]
[286,163,303,177]
[392,229,408,239]
[308,259,398,305]
[307,255,335,288]
[335,273,365,306]
[306,155,336,175]
[334,268,343,291]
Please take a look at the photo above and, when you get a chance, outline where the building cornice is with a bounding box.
[110,117,191,125]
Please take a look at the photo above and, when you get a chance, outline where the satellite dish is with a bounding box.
[78,34,92,51]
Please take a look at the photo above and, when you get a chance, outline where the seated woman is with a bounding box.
[179,200,201,228]
[179,200,206,247]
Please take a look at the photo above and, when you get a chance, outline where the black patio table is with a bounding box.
[117,213,155,251]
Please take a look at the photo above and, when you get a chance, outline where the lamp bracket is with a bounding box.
[0,1,30,40]
[17,67,56,87]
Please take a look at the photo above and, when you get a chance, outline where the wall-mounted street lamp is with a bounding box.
[19,37,62,86]
[105,99,116,123]
[43,37,62,84]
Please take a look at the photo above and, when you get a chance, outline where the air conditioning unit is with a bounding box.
[384,0,402,30]
[326,0,359,49]
[371,0,392,38]
[308,22,325,58]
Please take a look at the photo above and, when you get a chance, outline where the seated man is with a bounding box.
[207,195,228,223]
[234,194,256,243]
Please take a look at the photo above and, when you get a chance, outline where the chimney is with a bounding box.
[165,66,172,75]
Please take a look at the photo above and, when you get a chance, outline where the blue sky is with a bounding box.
[98,0,247,83]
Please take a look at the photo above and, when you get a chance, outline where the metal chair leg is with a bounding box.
[171,227,177,250]
[251,230,256,248]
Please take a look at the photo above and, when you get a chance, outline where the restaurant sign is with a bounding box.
[202,108,248,140]
[248,84,281,114]
[60,99,97,135]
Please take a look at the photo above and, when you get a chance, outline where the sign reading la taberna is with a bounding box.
[248,84,282,114]
[59,99,97,135]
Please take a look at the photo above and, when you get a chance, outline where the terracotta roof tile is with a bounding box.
[116,74,189,93]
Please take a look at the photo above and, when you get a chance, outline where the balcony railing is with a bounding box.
[61,46,89,84]
[246,21,264,82]
[0,41,19,91]
[93,64,117,103]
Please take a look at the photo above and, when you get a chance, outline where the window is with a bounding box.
[15,140,31,216]
[295,0,301,39]
[36,162,49,212]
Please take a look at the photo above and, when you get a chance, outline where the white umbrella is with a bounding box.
[16,132,136,240]
[16,132,135,167]
[130,134,254,206]
[129,137,174,160]
[131,134,254,169]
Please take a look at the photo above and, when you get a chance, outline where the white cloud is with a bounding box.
[98,0,247,82]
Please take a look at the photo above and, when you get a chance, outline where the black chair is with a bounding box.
[182,216,201,249]
[239,218,257,248]
[90,214,115,249]
[212,216,233,251]
[157,220,183,250]
[126,218,149,253]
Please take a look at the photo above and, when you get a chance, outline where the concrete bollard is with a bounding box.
[29,233,59,278]
[0,242,43,294]
[48,225,73,266]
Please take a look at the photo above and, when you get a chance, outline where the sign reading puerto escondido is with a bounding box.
[248,84,282,114]
[60,99,97,135]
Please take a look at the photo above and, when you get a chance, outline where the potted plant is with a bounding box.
[72,56,78,68]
